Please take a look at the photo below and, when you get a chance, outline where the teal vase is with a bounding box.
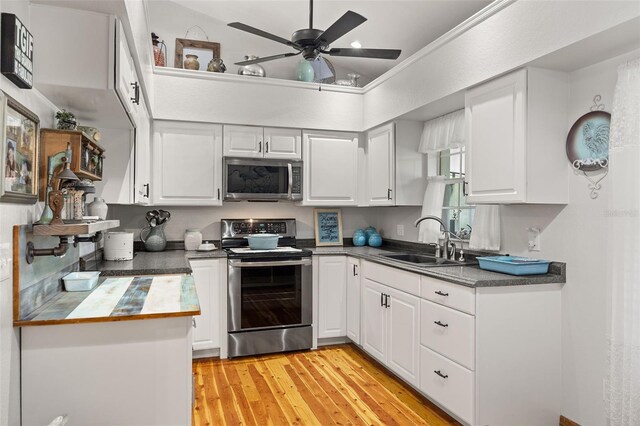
[368,233,382,247]
[352,229,366,246]
[296,59,315,82]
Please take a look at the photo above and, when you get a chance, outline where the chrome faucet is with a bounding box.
[414,215,455,259]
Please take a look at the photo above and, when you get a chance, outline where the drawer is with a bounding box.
[421,299,475,370]
[421,276,475,315]
[362,261,420,297]
[420,346,474,425]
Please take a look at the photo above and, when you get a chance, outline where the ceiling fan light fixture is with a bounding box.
[350,41,362,48]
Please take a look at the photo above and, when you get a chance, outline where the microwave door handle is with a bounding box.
[287,163,293,200]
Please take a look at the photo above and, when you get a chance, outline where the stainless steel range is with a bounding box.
[222,218,313,358]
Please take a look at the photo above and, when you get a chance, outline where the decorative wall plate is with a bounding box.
[566,110,611,171]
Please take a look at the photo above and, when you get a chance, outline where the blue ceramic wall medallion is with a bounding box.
[566,110,610,171]
[566,96,610,199]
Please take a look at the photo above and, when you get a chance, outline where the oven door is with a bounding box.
[224,158,302,201]
[228,258,312,332]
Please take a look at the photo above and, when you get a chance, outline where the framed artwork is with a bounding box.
[0,91,39,203]
[174,38,220,70]
[314,208,343,247]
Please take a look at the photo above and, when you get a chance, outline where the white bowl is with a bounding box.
[63,271,101,292]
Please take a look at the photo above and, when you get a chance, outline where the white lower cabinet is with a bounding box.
[345,257,361,344]
[190,258,225,353]
[361,265,421,388]
[420,346,474,425]
[316,256,347,339]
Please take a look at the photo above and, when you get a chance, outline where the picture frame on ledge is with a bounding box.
[174,38,220,71]
[0,91,39,204]
[314,208,343,247]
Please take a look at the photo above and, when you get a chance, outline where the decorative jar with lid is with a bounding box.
[184,229,203,251]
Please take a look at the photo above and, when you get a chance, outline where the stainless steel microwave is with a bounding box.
[223,158,303,201]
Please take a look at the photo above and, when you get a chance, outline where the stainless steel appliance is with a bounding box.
[222,218,312,357]
[223,158,302,201]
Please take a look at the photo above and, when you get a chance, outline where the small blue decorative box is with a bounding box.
[476,256,551,276]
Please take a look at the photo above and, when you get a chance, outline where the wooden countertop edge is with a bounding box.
[14,308,201,327]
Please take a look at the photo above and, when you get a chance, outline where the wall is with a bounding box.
[110,203,377,243]
[0,2,61,424]
[366,49,639,425]
[363,0,640,130]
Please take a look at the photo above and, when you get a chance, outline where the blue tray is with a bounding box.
[476,256,550,276]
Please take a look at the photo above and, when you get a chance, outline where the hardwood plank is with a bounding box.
[560,415,581,426]
[192,344,460,426]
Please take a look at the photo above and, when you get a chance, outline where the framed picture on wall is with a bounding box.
[0,91,39,204]
[314,208,343,246]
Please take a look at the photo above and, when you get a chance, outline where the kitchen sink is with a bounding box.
[380,253,476,267]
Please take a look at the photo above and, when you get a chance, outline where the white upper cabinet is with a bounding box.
[264,128,302,160]
[134,96,151,205]
[152,121,223,206]
[362,121,427,207]
[302,131,359,206]
[366,123,396,206]
[115,19,139,116]
[465,68,568,204]
[223,125,301,160]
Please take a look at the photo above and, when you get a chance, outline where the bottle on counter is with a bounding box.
[184,229,203,251]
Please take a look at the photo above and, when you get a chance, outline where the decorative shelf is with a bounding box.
[32,220,120,236]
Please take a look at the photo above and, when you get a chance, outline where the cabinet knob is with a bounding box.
[143,183,150,198]
[192,318,197,328]
[258,141,262,153]
[434,320,449,328]
[353,264,358,276]
[387,188,393,200]
[266,141,269,153]
[434,290,449,297]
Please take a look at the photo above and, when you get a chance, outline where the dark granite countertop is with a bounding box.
[309,246,566,288]
[85,249,227,277]
[83,243,565,288]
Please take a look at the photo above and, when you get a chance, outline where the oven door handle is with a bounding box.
[287,163,293,200]
[228,259,312,268]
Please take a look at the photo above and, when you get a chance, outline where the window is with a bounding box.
[438,147,474,240]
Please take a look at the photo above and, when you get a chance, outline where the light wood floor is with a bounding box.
[192,344,459,425]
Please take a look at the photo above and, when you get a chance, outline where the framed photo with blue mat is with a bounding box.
[314,208,343,246]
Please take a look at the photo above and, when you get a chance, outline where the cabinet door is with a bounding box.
[386,287,421,387]
[367,123,395,206]
[361,278,387,364]
[302,131,359,206]
[223,125,263,158]
[264,128,302,160]
[190,259,221,351]
[317,256,347,339]
[153,121,223,206]
[115,20,137,116]
[465,69,526,203]
[93,127,134,204]
[346,257,361,344]
[135,96,151,205]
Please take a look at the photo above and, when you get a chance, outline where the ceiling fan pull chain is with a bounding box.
[309,0,314,29]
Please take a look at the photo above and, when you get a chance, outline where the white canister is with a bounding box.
[104,232,134,261]
[184,229,203,251]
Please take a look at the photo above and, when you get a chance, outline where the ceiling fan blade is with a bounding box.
[228,22,297,48]
[235,52,301,66]
[327,48,402,60]
[314,11,366,46]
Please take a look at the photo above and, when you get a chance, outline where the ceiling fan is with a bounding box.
[228,0,402,66]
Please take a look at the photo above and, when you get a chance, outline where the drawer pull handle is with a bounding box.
[434,290,449,296]
[434,370,448,379]
[434,320,449,328]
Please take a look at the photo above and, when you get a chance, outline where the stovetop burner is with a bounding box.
[221,218,312,258]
